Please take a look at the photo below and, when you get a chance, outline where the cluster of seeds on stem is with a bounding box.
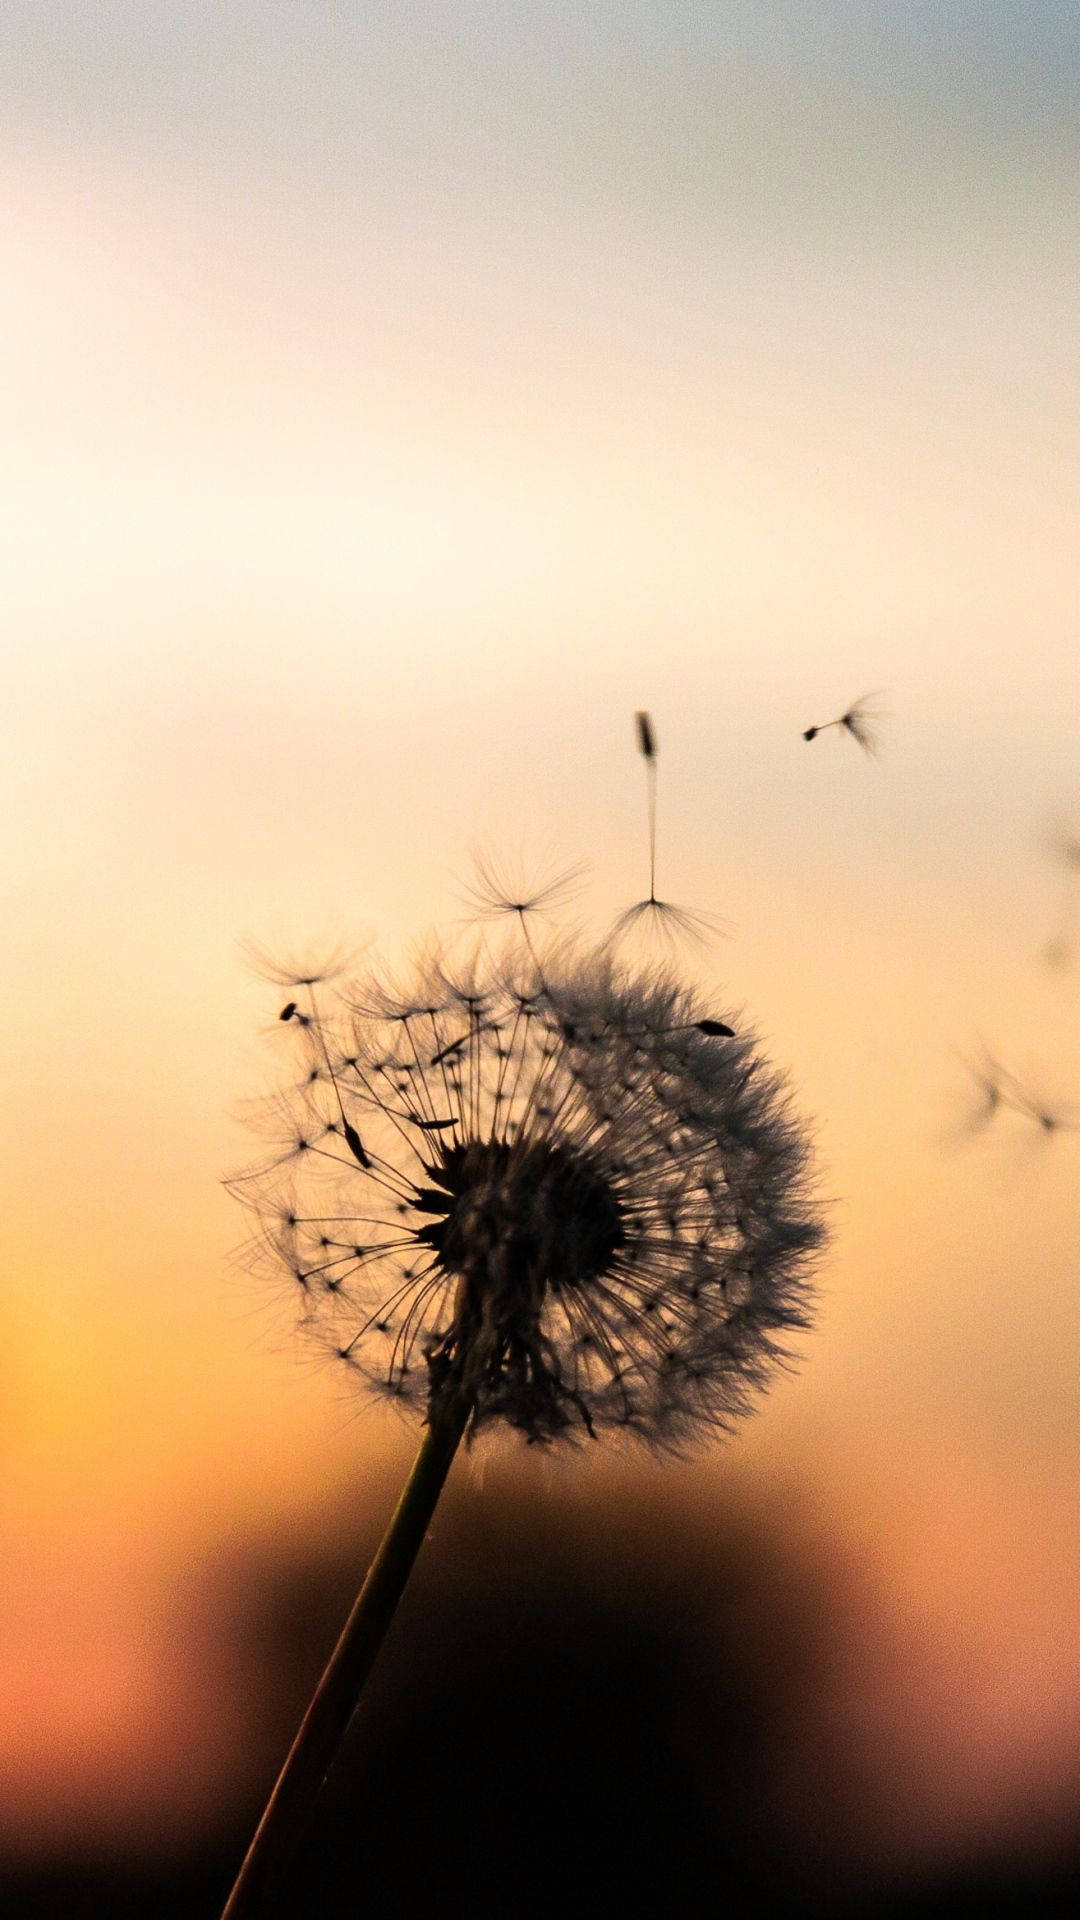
[232,951,821,1448]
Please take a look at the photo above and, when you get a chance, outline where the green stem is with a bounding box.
[220,1398,470,1920]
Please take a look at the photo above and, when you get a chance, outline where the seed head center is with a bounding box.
[412,1136,625,1299]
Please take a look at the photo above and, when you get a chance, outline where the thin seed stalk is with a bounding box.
[220,1395,471,1920]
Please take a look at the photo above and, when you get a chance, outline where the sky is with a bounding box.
[2,0,1079,1885]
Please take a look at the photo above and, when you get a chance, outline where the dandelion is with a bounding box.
[222,931,823,1917]
[608,710,722,950]
[802,692,885,756]
[235,949,817,1445]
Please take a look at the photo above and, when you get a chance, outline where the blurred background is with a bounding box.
[2,3,1078,1913]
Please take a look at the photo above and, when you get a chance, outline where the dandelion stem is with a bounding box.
[220,1396,471,1920]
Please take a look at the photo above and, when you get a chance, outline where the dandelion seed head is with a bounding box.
[232,940,824,1452]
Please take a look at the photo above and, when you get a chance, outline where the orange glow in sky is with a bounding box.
[3,1,1079,1884]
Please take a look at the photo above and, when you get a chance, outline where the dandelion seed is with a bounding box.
[342,1121,372,1169]
[1003,1079,1079,1138]
[239,937,358,990]
[952,1041,1080,1147]
[802,692,885,757]
[637,709,659,901]
[610,710,725,952]
[950,1041,1009,1142]
[461,850,586,929]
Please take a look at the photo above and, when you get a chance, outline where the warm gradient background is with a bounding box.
[3,3,1079,1911]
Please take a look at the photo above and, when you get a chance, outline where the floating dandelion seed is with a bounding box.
[608,710,723,951]
[947,1040,1011,1145]
[802,692,885,757]
[637,710,658,902]
[1002,1078,1080,1138]
[952,1041,1080,1146]
[223,909,822,1918]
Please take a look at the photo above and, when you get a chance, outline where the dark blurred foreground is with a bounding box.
[6,1851,1080,1920]
[5,1463,1079,1918]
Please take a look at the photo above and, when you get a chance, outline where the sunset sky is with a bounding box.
[3,2,1079,1886]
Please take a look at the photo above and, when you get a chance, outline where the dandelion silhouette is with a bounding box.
[802,692,885,757]
[607,710,721,950]
[223,889,822,1918]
